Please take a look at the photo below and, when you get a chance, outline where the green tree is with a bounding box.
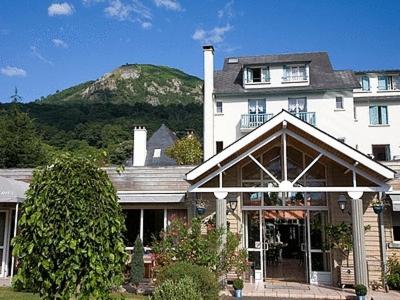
[131,236,145,286]
[0,103,46,167]
[12,154,127,299]
[166,135,203,165]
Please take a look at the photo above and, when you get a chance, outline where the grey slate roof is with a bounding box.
[214,52,360,95]
[144,124,178,166]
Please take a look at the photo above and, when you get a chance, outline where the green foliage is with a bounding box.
[131,236,145,286]
[151,276,202,300]
[232,278,243,290]
[325,222,353,260]
[386,254,400,290]
[354,284,367,296]
[12,154,127,300]
[0,103,47,167]
[157,262,217,300]
[152,218,248,278]
[166,135,203,165]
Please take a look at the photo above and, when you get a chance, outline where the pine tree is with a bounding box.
[131,235,145,286]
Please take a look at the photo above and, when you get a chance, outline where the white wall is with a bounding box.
[213,91,357,150]
[354,73,400,98]
[354,99,400,158]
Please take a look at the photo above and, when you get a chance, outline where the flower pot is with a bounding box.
[372,204,384,214]
[196,207,206,215]
[234,288,242,298]
[356,296,366,300]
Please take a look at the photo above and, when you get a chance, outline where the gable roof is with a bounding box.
[214,52,360,95]
[144,124,177,166]
[186,110,395,181]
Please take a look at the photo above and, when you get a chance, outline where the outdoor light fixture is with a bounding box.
[337,193,347,212]
[228,198,238,212]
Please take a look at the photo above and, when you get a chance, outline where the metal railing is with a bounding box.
[282,75,308,82]
[240,113,274,129]
[291,112,316,126]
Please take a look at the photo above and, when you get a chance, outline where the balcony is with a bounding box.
[282,75,308,82]
[240,112,316,131]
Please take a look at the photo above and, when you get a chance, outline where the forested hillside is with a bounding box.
[0,64,204,167]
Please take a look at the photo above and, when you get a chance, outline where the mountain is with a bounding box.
[39,64,203,106]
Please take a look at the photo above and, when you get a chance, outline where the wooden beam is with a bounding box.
[191,186,389,193]
[248,154,280,185]
[292,153,323,185]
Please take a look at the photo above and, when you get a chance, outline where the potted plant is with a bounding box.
[233,278,244,298]
[371,197,385,214]
[355,284,367,300]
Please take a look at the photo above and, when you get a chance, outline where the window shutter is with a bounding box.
[378,76,387,90]
[381,106,388,124]
[362,76,370,91]
[247,68,253,83]
[261,67,269,82]
[369,106,378,125]
[283,65,288,80]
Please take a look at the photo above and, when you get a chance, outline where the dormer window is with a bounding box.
[245,66,270,84]
[283,65,308,82]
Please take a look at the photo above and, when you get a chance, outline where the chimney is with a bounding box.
[203,45,214,160]
[133,126,147,166]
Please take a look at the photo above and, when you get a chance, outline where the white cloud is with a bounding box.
[192,24,233,44]
[52,38,68,48]
[153,0,182,11]
[141,22,152,29]
[30,46,54,65]
[48,2,74,16]
[104,0,131,20]
[218,0,234,19]
[1,66,27,77]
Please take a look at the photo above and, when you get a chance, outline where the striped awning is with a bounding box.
[388,192,400,211]
[0,176,29,203]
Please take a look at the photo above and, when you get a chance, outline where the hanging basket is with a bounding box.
[372,204,384,214]
[196,207,206,215]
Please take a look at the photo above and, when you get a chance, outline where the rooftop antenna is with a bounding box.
[10,87,22,103]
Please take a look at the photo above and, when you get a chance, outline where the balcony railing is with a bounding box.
[291,112,316,126]
[240,112,316,130]
[240,113,274,129]
[282,75,308,82]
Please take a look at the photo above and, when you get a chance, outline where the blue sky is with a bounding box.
[1,0,399,102]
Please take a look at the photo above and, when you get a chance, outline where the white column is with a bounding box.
[140,209,144,241]
[203,45,215,160]
[10,203,19,278]
[214,192,228,246]
[349,191,368,287]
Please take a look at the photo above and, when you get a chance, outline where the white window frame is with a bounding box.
[216,101,223,114]
[283,64,308,82]
[244,66,270,84]
[335,97,344,110]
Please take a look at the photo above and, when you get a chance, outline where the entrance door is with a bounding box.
[262,210,307,283]
[0,211,9,277]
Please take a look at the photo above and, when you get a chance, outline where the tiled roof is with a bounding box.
[214,52,360,94]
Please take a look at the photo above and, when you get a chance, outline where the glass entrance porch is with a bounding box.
[244,208,331,285]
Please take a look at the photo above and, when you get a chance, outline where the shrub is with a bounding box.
[152,218,248,277]
[355,284,367,296]
[386,254,400,290]
[151,277,202,300]
[166,135,203,165]
[12,154,127,299]
[233,278,243,290]
[157,262,218,300]
[131,236,144,286]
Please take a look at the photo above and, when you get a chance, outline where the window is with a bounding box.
[335,97,344,109]
[248,99,266,114]
[360,76,370,91]
[392,211,400,242]
[288,97,307,113]
[153,148,161,158]
[378,76,393,91]
[283,65,307,82]
[245,66,270,83]
[372,144,391,161]
[216,141,223,154]
[369,105,388,125]
[216,101,223,114]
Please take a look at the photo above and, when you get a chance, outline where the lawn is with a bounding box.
[0,288,147,299]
